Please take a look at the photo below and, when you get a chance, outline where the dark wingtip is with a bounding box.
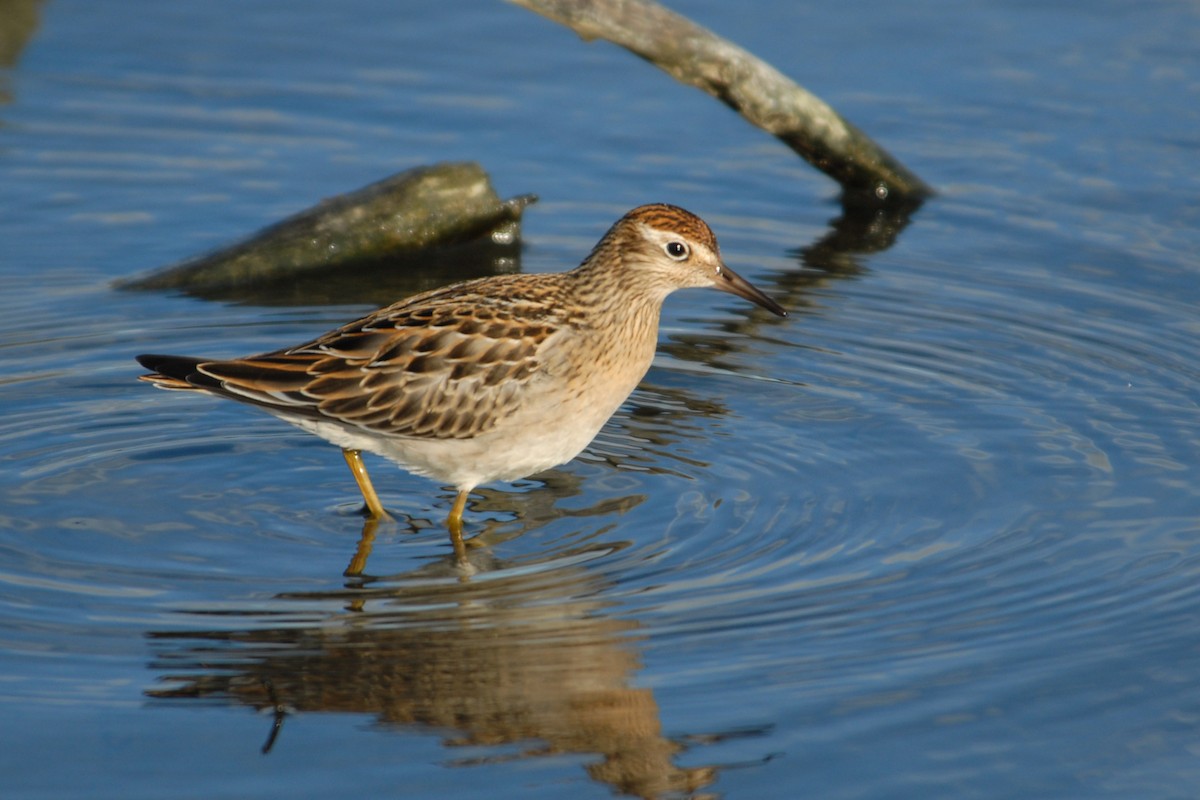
[136,353,207,378]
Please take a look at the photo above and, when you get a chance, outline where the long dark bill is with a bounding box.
[716,263,787,317]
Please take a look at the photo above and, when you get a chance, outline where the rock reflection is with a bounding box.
[147,546,716,800]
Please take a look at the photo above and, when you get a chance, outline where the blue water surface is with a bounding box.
[1,1,1199,798]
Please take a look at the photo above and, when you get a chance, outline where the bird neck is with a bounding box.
[569,244,670,322]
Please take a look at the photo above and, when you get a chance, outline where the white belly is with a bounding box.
[282,344,651,492]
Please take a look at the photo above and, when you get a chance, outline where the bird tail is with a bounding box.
[135,354,220,392]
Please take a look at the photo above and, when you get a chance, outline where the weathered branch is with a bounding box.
[510,0,932,203]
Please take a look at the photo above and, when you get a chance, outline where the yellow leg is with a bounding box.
[447,489,469,530]
[447,489,469,563]
[341,449,387,519]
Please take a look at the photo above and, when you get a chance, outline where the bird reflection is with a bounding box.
[147,535,717,800]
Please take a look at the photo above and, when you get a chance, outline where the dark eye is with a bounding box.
[664,241,689,260]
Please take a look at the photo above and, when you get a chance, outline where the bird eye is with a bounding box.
[664,241,689,260]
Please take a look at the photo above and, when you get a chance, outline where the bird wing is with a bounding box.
[142,276,570,440]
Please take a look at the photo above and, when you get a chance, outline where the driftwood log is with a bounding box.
[510,0,931,203]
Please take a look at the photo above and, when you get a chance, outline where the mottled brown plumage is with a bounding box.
[137,204,785,537]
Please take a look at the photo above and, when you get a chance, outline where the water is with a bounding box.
[3,1,1199,797]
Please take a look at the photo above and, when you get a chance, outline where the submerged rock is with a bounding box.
[118,162,534,294]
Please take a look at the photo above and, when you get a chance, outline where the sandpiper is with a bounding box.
[137,204,785,541]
